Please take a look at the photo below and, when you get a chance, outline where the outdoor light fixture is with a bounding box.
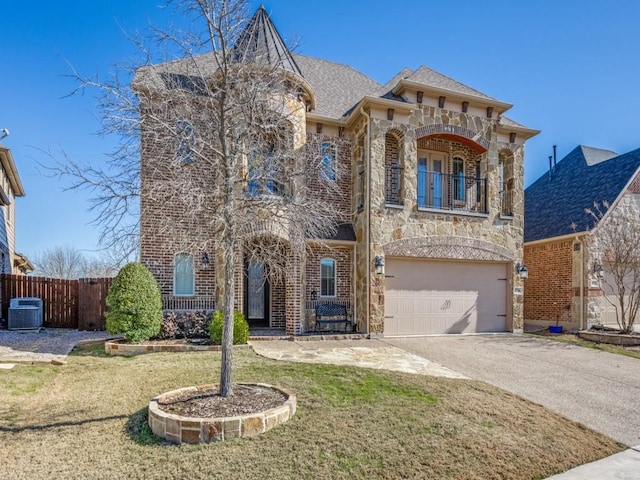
[200,252,210,272]
[374,255,385,276]
[515,262,528,279]
[310,290,317,301]
[592,263,604,278]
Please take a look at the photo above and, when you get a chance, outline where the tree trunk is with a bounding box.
[219,233,235,397]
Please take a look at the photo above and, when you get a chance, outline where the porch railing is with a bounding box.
[417,171,488,214]
[162,296,216,311]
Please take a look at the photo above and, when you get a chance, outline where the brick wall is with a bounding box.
[523,240,573,323]
[305,133,352,217]
[305,245,353,302]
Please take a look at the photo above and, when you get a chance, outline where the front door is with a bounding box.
[244,260,270,327]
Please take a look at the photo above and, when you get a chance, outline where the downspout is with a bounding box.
[361,106,371,335]
[577,235,585,330]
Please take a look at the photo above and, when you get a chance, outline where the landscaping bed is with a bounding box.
[0,344,624,479]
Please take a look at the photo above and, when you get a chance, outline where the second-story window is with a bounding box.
[452,157,465,202]
[321,142,336,181]
[320,258,336,297]
[247,148,277,196]
[175,120,195,165]
[385,131,403,206]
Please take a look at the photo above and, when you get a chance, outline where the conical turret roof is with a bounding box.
[232,6,303,78]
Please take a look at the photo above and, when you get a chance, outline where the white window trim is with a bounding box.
[173,253,195,297]
[320,257,337,298]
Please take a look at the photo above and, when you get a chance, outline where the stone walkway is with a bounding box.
[250,339,468,378]
[0,329,116,366]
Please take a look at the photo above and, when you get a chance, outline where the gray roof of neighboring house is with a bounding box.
[524,145,640,243]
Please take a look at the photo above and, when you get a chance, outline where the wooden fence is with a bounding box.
[0,274,113,330]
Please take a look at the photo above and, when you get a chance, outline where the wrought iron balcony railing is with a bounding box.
[417,171,488,214]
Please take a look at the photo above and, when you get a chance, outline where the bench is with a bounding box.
[314,303,351,332]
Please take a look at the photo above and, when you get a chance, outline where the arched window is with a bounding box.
[321,142,336,181]
[384,131,403,205]
[499,150,515,216]
[174,253,195,296]
[320,258,336,297]
[452,156,465,202]
[175,120,195,165]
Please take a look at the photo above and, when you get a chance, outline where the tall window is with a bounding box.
[321,142,336,181]
[320,258,336,297]
[174,253,195,296]
[247,149,277,195]
[175,120,195,164]
[452,157,465,202]
[384,131,403,205]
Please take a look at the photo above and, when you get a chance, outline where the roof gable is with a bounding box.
[524,145,640,242]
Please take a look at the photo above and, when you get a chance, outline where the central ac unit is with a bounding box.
[8,297,43,330]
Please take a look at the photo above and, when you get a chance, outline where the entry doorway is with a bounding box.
[244,260,270,327]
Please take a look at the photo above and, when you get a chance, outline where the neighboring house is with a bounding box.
[524,145,640,331]
[137,7,538,336]
[0,141,31,275]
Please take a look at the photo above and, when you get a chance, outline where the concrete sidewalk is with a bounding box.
[547,446,640,479]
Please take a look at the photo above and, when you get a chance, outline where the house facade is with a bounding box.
[0,140,30,275]
[138,7,538,336]
[524,146,640,331]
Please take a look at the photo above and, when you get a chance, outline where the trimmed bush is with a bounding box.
[209,310,249,345]
[106,262,163,342]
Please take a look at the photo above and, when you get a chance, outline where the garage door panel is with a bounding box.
[384,258,507,336]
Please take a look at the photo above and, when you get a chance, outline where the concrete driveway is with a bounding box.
[383,334,640,447]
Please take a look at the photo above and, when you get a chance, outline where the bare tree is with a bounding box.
[53,0,346,396]
[586,198,640,334]
[31,245,119,279]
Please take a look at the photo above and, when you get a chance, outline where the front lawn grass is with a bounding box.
[0,345,623,480]
[528,331,640,360]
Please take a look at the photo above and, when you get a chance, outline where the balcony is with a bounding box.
[417,171,488,214]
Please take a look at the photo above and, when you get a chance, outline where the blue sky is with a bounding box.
[3,0,640,260]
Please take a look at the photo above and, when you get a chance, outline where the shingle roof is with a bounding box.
[293,55,382,118]
[403,66,499,101]
[524,146,640,242]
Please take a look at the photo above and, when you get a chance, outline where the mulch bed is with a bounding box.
[157,384,288,418]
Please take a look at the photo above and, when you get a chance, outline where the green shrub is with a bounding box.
[106,262,163,342]
[209,310,249,345]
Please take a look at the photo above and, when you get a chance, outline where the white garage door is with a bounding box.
[384,258,508,336]
[601,269,639,327]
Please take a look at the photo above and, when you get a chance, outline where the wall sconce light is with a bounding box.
[201,252,210,272]
[486,106,493,119]
[515,262,528,279]
[310,290,317,301]
[592,263,604,278]
[438,96,446,108]
[416,91,424,104]
[374,255,385,276]
[462,101,469,113]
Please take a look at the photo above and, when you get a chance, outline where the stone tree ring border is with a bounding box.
[383,237,516,262]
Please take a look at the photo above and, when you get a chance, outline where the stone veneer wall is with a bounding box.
[361,105,526,334]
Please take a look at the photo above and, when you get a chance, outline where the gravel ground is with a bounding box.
[0,328,116,363]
